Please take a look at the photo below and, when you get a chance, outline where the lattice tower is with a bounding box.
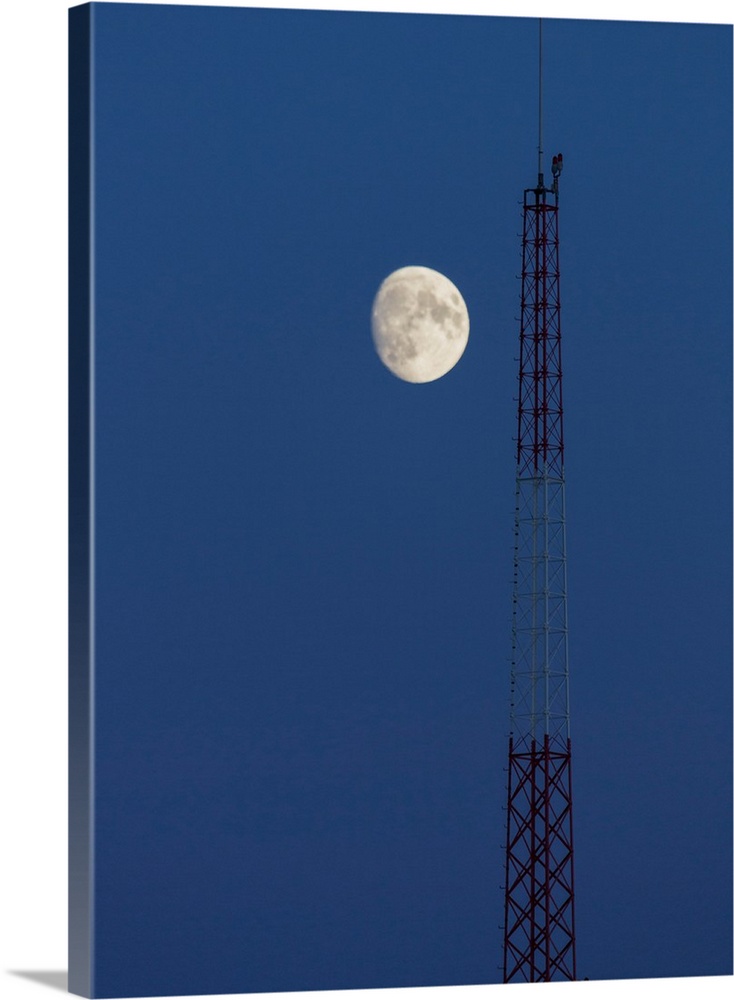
[502,149,577,983]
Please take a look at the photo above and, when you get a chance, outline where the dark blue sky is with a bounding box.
[82,3,731,994]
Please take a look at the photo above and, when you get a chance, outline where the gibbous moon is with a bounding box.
[371,265,469,383]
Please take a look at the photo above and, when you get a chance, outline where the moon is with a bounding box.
[371,265,469,383]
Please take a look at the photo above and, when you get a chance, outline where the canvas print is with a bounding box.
[68,3,732,997]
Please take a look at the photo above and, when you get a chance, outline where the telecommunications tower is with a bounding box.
[502,20,576,983]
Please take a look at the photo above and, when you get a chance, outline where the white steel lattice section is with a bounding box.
[510,470,569,748]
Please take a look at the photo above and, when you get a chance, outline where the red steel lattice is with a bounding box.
[516,186,564,477]
[503,735,576,982]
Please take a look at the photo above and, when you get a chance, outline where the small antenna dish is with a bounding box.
[552,152,563,194]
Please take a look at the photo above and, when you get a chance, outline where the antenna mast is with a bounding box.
[538,18,543,187]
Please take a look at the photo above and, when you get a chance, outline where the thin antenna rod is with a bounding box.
[538,18,543,186]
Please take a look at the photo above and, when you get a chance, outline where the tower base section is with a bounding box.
[503,735,576,982]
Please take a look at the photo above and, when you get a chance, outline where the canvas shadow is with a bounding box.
[10,971,68,993]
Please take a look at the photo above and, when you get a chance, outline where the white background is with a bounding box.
[0,2,730,1000]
